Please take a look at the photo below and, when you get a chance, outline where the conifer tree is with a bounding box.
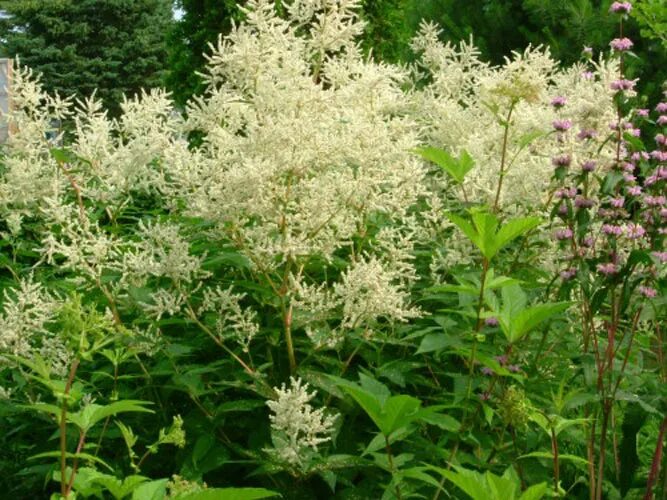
[0,0,173,115]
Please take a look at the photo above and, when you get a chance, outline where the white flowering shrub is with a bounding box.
[0,1,664,499]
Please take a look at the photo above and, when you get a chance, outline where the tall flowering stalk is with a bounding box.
[549,3,666,498]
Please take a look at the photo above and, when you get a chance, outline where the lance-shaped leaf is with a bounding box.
[496,284,570,343]
[447,210,541,260]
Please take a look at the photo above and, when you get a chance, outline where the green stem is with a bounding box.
[59,358,80,499]
[493,103,516,213]
[385,434,403,500]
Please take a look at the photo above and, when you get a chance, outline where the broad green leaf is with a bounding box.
[416,147,475,183]
[489,216,541,257]
[401,467,442,489]
[447,213,482,252]
[416,333,457,354]
[416,408,461,432]
[92,474,149,500]
[510,302,570,342]
[175,488,280,500]
[131,479,168,500]
[69,400,153,431]
[358,372,391,406]
[428,466,489,500]
[519,482,548,500]
[334,380,384,432]
[486,471,518,499]
[447,211,541,260]
[380,395,422,435]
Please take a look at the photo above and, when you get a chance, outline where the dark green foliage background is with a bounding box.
[0,0,173,116]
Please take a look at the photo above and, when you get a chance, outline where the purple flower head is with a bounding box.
[597,263,619,275]
[582,236,595,247]
[554,228,574,240]
[560,268,578,280]
[602,224,624,236]
[556,187,577,199]
[627,185,642,196]
[553,119,573,132]
[657,115,667,126]
[485,317,499,327]
[610,2,632,13]
[611,79,637,92]
[575,197,595,209]
[656,134,667,146]
[508,364,521,373]
[644,195,667,207]
[638,286,657,298]
[558,203,568,215]
[481,367,495,376]
[478,392,491,402]
[652,251,667,263]
[636,108,649,118]
[582,70,594,80]
[610,197,625,208]
[578,129,597,140]
[625,223,646,239]
[622,162,635,173]
[552,155,572,167]
[624,174,637,183]
[581,160,597,172]
[649,150,667,162]
[661,207,667,219]
[610,38,634,52]
[656,103,667,113]
[551,96,567,108]
[494,355,508,366]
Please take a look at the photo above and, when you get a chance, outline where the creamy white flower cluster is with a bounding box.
[199,286,260,352]
[0,277,69,376]
[266,377,337,466]
[410,22,619,211]
[0,0,626,355]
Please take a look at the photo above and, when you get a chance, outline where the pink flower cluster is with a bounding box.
[553,119,573,132]
[610,2,632,14]
[597,263,618,276]
[611,79,637,92]
[610,38,634,52]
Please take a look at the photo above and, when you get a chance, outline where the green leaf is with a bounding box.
[131,479,168,500]
[519,451,589,466]
[331,375,422,436]
[447,213,483,253]
[428,466,489,500]
[416,333,457,354]
[416,147,475,183]
[416,408,461,432]
[489,216,541,257]
[509,302,570,342]
[68,400,153,431]
[519,482,548,500]
[30,451,113,471]
[447,210,541,261]
[380,395,422,435]
[175,488,280,500]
